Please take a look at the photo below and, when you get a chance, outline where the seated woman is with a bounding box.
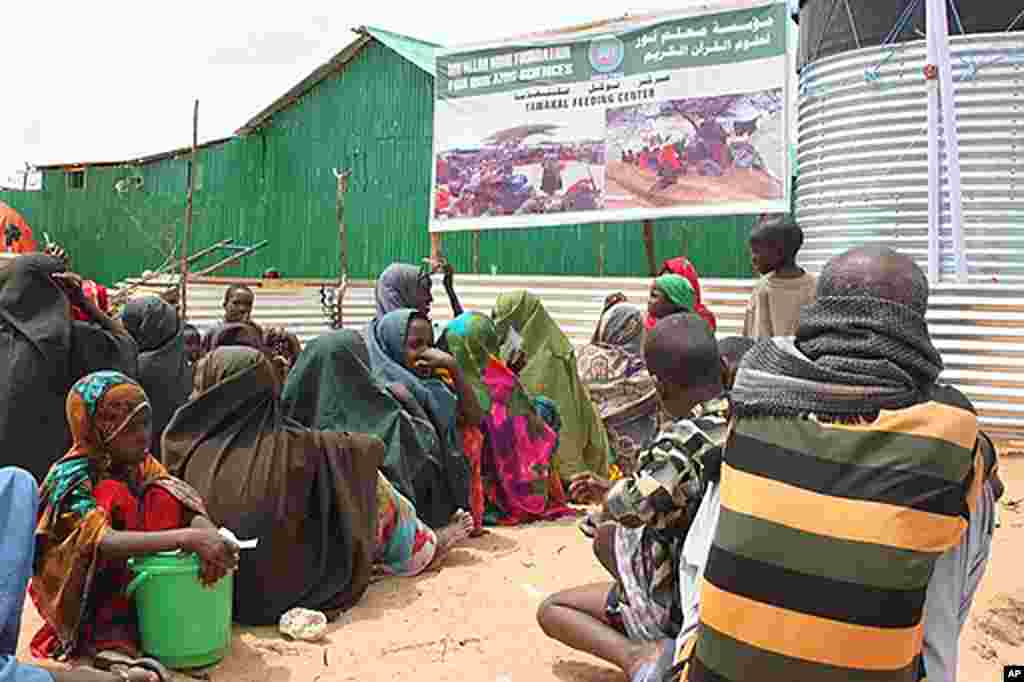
[577,302,659,479]
[44,244,115,328]
[373,260,462,322]
[444,312,574,526]
[30,372,237,674]
[492,291,611,483]
[281,329,466,530]
[655,257,715,331]
[201,322,291,387]
[0,254,138,483]
[201,321,264,353]
[282,331,473,575]
[120,297,192,458]
[646,274,696,329]
[367,309,482,530]
[162,348,382,626]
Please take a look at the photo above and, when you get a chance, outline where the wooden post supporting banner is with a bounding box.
[642,220,657,276]
[430,232,443,264]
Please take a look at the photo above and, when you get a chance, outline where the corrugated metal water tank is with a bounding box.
[797,32,1024,281]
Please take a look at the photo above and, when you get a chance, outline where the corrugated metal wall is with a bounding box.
[1,40,757,285]
[0,157,193,280]
[117,273,1024,451]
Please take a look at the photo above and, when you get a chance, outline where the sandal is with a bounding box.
[94,651,171,682]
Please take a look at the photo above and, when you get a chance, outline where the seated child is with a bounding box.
[536,314,727,682]
[31,372,237,670]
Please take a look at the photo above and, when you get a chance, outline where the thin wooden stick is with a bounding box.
[112,239,234,302]
[191,240,269,278]
[181,99,199,319]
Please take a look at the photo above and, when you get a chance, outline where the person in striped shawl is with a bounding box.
[669,246,993,682]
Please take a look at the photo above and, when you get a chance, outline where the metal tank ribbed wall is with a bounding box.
[796,32,1024,281]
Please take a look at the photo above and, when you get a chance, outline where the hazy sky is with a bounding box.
[3,0,797,187]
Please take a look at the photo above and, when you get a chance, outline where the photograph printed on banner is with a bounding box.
[433,121,607,221]
[604,87,784,210]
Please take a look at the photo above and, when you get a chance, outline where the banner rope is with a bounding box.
[864,0,921,83]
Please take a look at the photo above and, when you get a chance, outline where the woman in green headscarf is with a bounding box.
[646,274,695,327]
[492,291,610,482]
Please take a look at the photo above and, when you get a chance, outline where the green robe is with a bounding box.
[493,291,610,479]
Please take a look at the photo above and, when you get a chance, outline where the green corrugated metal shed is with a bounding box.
[0,27,757,285]
[364,26,440,76]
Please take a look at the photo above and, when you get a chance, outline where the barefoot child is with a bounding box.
[743,216,817,338]
[537,314,726,682]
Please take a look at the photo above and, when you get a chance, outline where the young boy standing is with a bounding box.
[743,217,817,338]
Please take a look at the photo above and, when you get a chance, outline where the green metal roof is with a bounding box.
[361,26,442,77]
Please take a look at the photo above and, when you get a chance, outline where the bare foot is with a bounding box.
[625,639,672,682]
[428,509,474,569]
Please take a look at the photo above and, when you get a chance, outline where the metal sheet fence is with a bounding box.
[117,275,1024,452]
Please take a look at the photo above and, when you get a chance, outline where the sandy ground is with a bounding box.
[606,161,783,209]
[17,457,1024,682]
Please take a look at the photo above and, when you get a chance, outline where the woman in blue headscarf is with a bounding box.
[366,308,482,530]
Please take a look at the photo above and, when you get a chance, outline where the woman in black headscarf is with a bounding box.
[0,254,137,482]
[121,296,192,458]
[162,347,381,625]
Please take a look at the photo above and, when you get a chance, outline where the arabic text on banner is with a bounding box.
[430,0,792,233]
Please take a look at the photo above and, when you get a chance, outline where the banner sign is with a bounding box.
[430,0,792,232]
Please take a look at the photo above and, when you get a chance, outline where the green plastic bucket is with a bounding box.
[126,551,233,669]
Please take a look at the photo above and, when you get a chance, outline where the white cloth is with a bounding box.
[677,481,721,641]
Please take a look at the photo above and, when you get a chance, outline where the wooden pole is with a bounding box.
[180,100,199,320]
[430,232,443,264]
[642,219,657,276]
[473,230,481,274]
[332,169,351,280]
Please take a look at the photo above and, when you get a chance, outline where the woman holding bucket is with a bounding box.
[29,372,238,678]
